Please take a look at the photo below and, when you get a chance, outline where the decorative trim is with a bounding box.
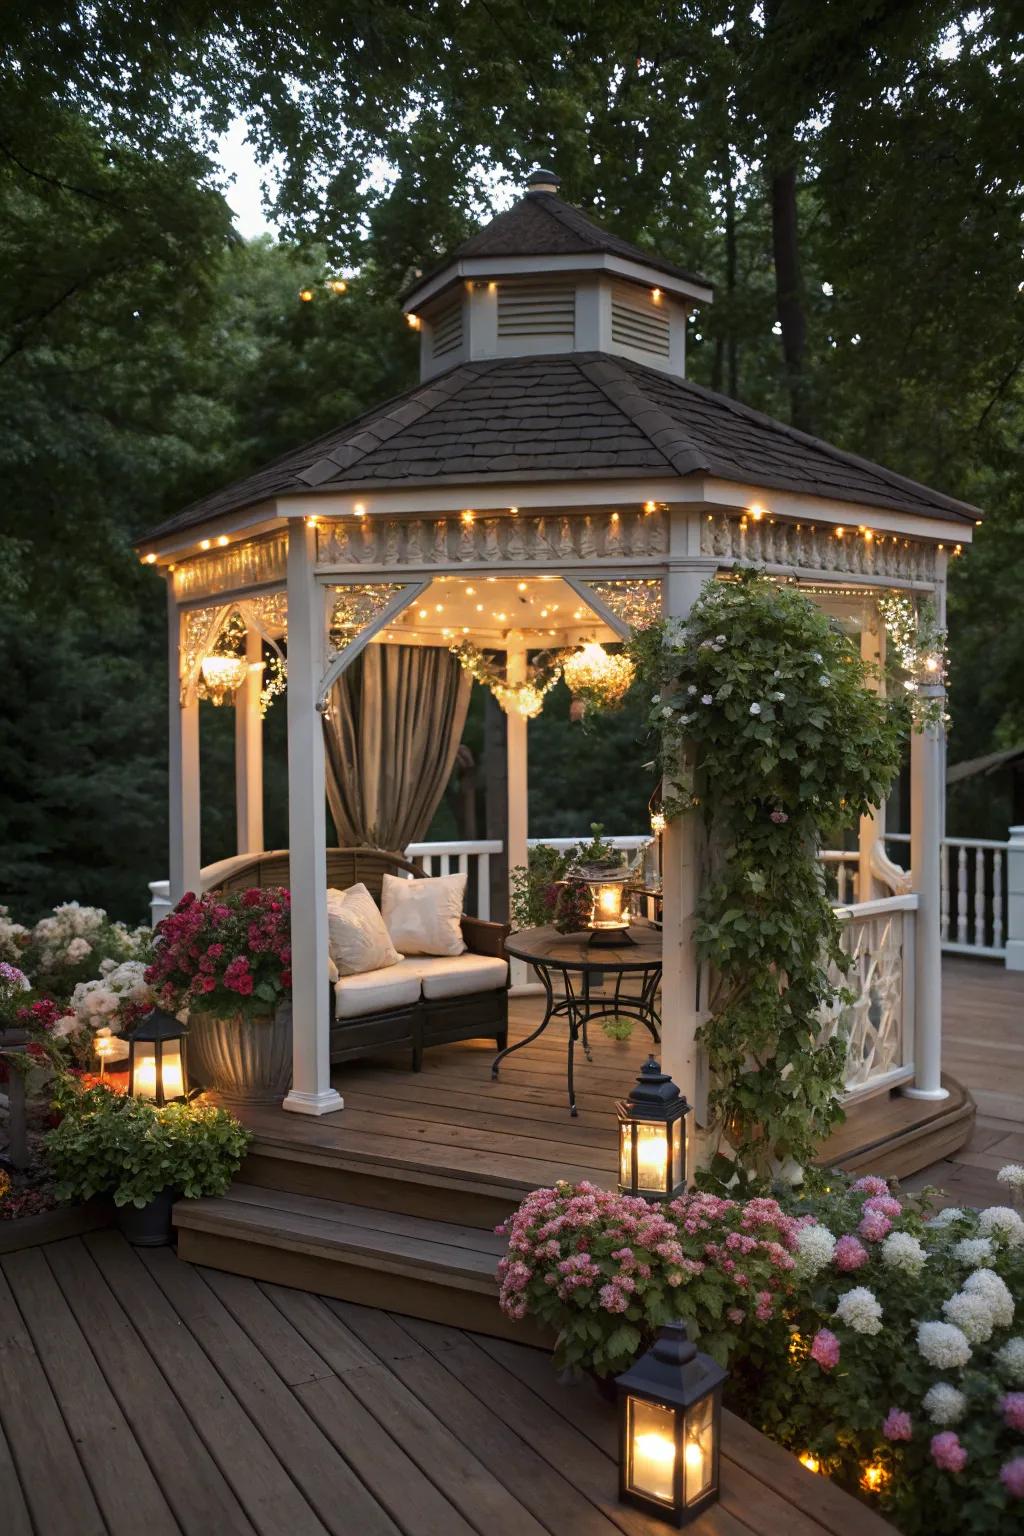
[173,533,289,601]
[701,514,938,584]
[316,509,667,571]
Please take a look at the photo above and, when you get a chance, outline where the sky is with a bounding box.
[216,118,279,239]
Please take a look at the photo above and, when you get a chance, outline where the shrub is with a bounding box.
[44,1080,251,1207]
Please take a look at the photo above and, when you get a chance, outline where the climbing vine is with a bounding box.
[631,572,905,1187]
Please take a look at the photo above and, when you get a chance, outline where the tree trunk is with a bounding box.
[724,166,738,399]
[771,161,810,431]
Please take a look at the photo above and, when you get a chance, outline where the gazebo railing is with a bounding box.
[885,832,1008,959]
[823,894,918,1099]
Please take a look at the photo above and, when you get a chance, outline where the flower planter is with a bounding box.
[187,1002,292,1105]
[114,1186,176,1247]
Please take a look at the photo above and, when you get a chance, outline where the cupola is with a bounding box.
[402,168,713,382]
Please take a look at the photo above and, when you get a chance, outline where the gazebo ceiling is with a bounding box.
[371,575,617,652]
[142,351,980,544]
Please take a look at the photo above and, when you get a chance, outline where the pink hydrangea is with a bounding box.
[859,1208,892,1243]
[599,1284,630,1314]
[810,1329,840,1370]
[863,1194,903,1221]
[834,1235,870,1271]
[852,1176,890,1197]
[1000,1394,1024,1433]
[882,1408,913,1442]
[1001,1459,1024,1500]
[930,1432,968,1473]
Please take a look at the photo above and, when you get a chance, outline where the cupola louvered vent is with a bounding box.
[497,282,575,338]
[611,290,671,358]
[430,299,464,359]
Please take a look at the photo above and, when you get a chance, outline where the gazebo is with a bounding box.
[138,167,979,1148]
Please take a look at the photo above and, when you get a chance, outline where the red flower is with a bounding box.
[242,888,263,907]
[26,1043,47,1060]
[280,970,292,989]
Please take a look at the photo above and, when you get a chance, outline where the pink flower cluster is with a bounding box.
[1001,1459,1024,1500]
[930,1432,968,1473]
[145,887,292,1011]
[834,1234,869,1271]
[810,1328,840,1370]
[858,1194,901,1243]
[1000,1394,1024,1433]
[882,1408,913,1442]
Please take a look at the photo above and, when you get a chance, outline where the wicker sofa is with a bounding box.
[215,847,510,1070]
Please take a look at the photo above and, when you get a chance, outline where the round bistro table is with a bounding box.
[494,925,662,1115]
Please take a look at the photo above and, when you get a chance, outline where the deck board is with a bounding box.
[0,1232,892,1535]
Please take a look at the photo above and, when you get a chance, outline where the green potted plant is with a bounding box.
[44,1080,252,1245]
[145,887,293,1103]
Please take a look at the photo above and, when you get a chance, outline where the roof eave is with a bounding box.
[401,251,714,312]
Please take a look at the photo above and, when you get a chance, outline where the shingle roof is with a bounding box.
[401,189,712,302]
[141,353,979,540]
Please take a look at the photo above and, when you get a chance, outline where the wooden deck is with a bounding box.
[0,1231,893,1536]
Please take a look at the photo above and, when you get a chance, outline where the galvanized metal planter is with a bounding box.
[186,1002,293,1105]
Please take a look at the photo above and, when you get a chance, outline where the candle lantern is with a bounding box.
[616,1321,726,1526]
[618,1058,690,1201]
[128,1007,189,1106]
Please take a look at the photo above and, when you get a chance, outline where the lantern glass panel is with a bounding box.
[133,1040,185,1102]
[592,883,628,929]
[636,1120,670,1193]
[670,1122,684,1192]
[626,1396,678,1506]
[683,1396,715,1505]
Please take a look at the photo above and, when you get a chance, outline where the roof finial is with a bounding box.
[526,167,561,195]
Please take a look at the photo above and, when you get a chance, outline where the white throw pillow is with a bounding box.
[380,872,467,957]
[326,884,403,976]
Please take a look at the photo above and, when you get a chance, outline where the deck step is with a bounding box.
[173,1184,546,1345]
[818,1074,975,1179]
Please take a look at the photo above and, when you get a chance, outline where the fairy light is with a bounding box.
[749,503,766,521]
[217,535,229,547]
[298,287,314,303]
[406,313,421,330]
[305,516,318,527]
[834,527,845,539]
[328,278,348,294]
[144,553,157,564]
[199,539,211,551]
[611,512,620,523]
[643,500,656,513]
[461,509,475,525]
[651,287,662,303]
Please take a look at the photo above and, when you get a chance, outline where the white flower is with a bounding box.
[951,1237,994,1267]
[943,1290,995,1344]
[679,713,695,725]
[978,1206,1024,1248]
[881,1231,926,1275]
[65,937,92,962]
[771,691,785,701]
[749,702,762,716]
[812,652,823,663]
[52,1015,85,1039]
[997,1163,1024,1193]
[772,669,782,678]
[995,1337,1024,1384]
[819,675,831,687]
[916,1320,972,1369]
[701,694,713,706]
[922,1383,967,1426]
[927,1207,965,1228]
[794,1224,837,1278]
[963,1268,1014,1328]
[661,705,675,719]
[835,1286,883,1335]
[687,685,697,696]
[651,693,662,704]
[715,635,727,645]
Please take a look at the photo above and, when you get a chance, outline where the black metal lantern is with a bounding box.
[616,1322,727,1526]
[618,1058,690,1201]
[127,1007,188,1106]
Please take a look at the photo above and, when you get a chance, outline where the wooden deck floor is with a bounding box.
[0,1231,892,1536]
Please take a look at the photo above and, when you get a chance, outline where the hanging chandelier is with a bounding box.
[199,653,248,705]
[563,642,636,708]
[450,640,563,719]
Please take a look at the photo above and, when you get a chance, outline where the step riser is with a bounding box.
[175,1225,549,1348]
[240,1148,521,1231]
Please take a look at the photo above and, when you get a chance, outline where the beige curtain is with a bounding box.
[323,644,472,850]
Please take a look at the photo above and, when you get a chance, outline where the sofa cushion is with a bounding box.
[381,871,467,957]
[416,954,509,1001]
[334,960,422,1020]
[326,883,402,976]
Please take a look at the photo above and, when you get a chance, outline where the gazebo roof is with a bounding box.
[144,351,980,541]
[401,173,712,304]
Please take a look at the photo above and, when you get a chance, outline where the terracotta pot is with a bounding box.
[187,1002,293,1105]
[114,1187,176,1247]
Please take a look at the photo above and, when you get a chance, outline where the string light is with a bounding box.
[461,509,475,525]
[199,539,211,551]
[643,501,656,513]
[834,527,845,539]
[217,535,229,547]
[328,278,348,294]
[749,503,766,521]
[298,287,314,303]
[144,553,157,564]
[651,287,662,303]
[406,313,421,330]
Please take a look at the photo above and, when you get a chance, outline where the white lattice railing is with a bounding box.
[886,832,1008,959]
[823,894,918,1099]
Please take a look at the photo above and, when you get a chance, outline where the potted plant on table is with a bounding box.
[146,887,293,1104]
[44,1079,251,1245]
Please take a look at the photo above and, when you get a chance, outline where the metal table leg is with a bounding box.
[491,961,556,1079]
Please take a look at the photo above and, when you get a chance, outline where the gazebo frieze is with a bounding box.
[314,507,668,571]
[702,513,938,585]
[172,531,289,603]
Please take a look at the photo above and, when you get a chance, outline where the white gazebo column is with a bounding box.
[235,625,265,855]
[168,583,201,903]
[660,510,716,1167]
[283,523,343,1116]
[857,612,885,901]
[506,645,530,989]
[904,685,948,1101]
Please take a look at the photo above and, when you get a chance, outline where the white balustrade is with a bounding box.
[886,832,1009,960]
[821,895,918,1098]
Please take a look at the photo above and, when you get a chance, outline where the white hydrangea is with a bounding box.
[881,1231,927,1275]
[963,1268,1014,1329]
[794,1224,837,1278]
[997,1164,1024,1194]
[749,702,762,716]
[0,905,29,964]
[65,936,92,962]
[978,1207,1024,1249]
[922,1382,967,1426]
[67,961,153,1035]
[917,1320,972,1369]
[942,1290,995,1345]
[834,1286,883,1336]
[994,1337,1024,1385]
[31,901,108,969]
[927,1207,965,1228]
[951,1237,994,1268]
